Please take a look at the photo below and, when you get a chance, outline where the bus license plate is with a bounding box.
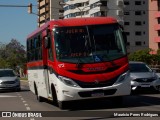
[91,92,104,97]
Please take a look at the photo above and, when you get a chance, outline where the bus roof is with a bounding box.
[27,17,117,39]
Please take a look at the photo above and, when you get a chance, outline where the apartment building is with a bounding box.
[124,0,160,54]
[62,0,124,23]
[37,0,62,27]
[123,0,149,53]
[150,0,160,54]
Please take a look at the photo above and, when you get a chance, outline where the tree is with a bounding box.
[128,48,160,65]
[128,49,152,64]
[0,39,27,71]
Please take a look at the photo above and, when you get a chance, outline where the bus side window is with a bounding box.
[38,35,42,60]
[31,39,35,61]
[27,40,31,62]
[47,34,54,61]
[34,37,38,61]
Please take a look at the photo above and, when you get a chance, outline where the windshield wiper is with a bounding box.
[76,56,83,69]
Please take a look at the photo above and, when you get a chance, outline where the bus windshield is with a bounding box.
[54,24,127,63]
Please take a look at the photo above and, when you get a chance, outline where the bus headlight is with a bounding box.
[58,76,80,88]
[116,71,129,83]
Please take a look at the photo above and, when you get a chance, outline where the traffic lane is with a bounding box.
[19,80,160,111]
[19,90,60,111]
[53,91,160,111]
[0,91,28,111]
[20,90,160,111]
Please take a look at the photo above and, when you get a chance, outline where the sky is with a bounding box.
[0,0,37,46]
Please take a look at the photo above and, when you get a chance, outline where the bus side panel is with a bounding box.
[28,69,48,98]
[28,70,35,94]
[48,70,59,97]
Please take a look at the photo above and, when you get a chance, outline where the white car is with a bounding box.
[129,61,160,92]
[0,69,21,92]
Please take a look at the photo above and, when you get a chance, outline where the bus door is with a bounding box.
[43,30,52,98]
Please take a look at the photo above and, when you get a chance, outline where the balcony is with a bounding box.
[154,24,160,31]
[154,37,160,42]
[155,11,160,18]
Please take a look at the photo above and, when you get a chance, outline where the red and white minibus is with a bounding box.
[27,17,131,109]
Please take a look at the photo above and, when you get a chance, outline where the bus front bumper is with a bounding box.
[56,78,131,102]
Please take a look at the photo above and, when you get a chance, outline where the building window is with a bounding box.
[143,11,145,14]
[124,1,129,5]
[101,1,107,6]
[158,31,160,36]
[158,18,160,24]
[124,22,130,25]
[101,11,106,16]
[135,41,142,46]
[135,21,142,25]
[135,31,142,35]
[135,11,141,15]
[125,32,130,36]
[91,11,105,17]
[127,42,130,46]
[135,1,141,5]
[143,31,145,35]
[124,11,130,15]
[90,2,102,9]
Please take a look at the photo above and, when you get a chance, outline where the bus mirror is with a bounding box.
[122,32,127,45]
[44,36,51,49]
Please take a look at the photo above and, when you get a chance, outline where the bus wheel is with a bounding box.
[58,101,65,109]
[155,85,160,93]
[34,83,43,102]
[51,84,66,109]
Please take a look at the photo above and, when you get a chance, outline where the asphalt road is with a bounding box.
[0,81,160,120]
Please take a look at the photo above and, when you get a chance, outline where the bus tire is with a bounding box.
[58,101,65,110]
[51,84,66,109]
[34,83,43,102]
[156,85,160,93]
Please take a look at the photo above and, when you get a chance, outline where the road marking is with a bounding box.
[0,95,17,97]
[30,118,35,120]
[24,104,28,106]
[22,100,26,103]
[26,107,31,110]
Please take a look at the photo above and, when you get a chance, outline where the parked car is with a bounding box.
[0,69,21,91]
[129,61,160,92]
